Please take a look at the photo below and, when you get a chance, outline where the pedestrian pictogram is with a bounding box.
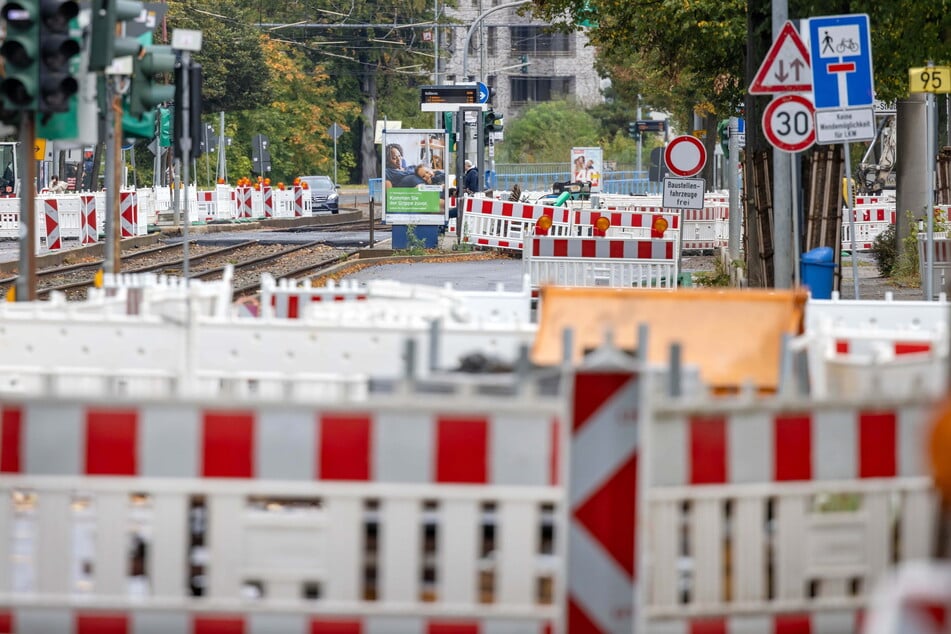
[749,21,812,94]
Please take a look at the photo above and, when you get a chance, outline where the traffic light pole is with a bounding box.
[15,111,36,301]
[104,80,121,275]
[179,51,192,280]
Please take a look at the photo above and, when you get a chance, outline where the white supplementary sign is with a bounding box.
[815,108,875,144]
[664,135,707,177]
[662,177,705,210]
[749,21,812,94]
[763,94,816,153]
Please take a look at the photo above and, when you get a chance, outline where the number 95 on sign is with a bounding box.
[762,94,816,153]
[909,66,951,93]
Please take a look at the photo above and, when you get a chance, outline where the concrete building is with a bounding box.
[439,1,603,121]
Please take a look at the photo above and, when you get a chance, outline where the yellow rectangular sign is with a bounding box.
[909,66,951,93]
[34,138,46,160]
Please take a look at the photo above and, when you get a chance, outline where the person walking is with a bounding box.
[463,160,479,195]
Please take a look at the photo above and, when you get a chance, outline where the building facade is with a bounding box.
[438,1,603,121]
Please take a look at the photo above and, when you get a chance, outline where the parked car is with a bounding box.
[299,175,339,213]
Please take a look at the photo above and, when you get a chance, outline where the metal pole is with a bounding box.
[104,81,121,274]
[217,111,226,182]
[15,112,36,301]
[791,152,800,287]
[728,116,740,262]
[180,52,192,280]
[636,98,643,191]
[333,135,338,185]
[771,0,791,288]
[928,90,936,300]
[844,142,860,299]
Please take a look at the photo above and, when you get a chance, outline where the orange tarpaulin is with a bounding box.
[531,286,807,392]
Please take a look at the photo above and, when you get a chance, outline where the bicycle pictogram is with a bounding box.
[836,37,859,53]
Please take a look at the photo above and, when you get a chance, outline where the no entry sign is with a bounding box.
[664,135,707,177]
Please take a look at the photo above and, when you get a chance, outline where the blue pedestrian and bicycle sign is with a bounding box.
[808,14,873,110]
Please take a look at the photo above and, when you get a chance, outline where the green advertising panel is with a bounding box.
[382,128,448,226]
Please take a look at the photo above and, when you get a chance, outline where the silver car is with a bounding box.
[299,175,339,213]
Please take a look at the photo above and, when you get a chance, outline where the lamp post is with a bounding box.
[461,0,530,82]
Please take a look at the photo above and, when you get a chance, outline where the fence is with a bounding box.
[493,163,662,195]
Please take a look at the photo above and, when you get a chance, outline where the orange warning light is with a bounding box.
[217,178,225,184]
[301,182,309,190]
[277,182,285,190]
[652,215,669,238]
[536,214,553,234]
[930,398,951,501]
[264,178,271,186]
[293,177,301,186]
[595,216,611,233]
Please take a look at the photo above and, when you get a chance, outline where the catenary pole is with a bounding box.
[772,0,792,288]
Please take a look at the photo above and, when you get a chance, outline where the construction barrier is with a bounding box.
[918,233,951,300]
[41,197,61,250]
[79,194,97,244]
[842,205,896,251]
[523,235,679,291]
[461,197,574,250]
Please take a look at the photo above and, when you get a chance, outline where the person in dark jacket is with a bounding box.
[463,160,479,194]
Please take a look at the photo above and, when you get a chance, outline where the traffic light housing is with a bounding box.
[483,109,503,145]
[174,60,203,160]
[38,0,80,115]
[1,0,40,111]
[128,44,174,117]
[89,0,144,72]
[628,121,639,141]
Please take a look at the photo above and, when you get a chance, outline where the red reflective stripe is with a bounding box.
[320,414,372,481]
[689,415,727,484]
[774,413,812,481]
[691,618,727,634]
[636,240,652,259]
[568,596,603,634]
[202,411,254,478]
[582,239,596,257]
[287,295,300,318]
[572,454,638,578]
[501,202,514,216]
[86,409,137,476]
[553,239,568,257]
[436,417,488,484]
[895,342,931,355]
[835,340,850,354]
[0,612,10,634]
[194,616,246,634]
[610,240,625,258]
[533,238,541,257]
[859,411,897,478]
[774,613,812,634]
[310,618,362,634]
[664,241,674,258]
[1,407,21,473]
[77,613,128,634]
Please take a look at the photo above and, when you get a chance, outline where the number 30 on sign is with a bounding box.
[909,66,951,93]
[762,94,816,153]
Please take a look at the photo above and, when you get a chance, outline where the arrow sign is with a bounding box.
[477,81,490,103]
[750,21,812,94]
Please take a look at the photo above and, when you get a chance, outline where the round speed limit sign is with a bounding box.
[762,94,816,153]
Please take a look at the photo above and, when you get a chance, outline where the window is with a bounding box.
[510,26,573,56]
[509,76,574,104]
[487,26,497,56]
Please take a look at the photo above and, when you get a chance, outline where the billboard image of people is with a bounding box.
[570,146,603,192]
[382,129,448,225]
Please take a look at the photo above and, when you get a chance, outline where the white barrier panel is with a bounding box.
[461,196,574,250]
[841,205,896,251]
[570,208,681,250]
[918,234,951,299]
[523,236,678,290]
[0,379,562,633]
[642,390,937,630]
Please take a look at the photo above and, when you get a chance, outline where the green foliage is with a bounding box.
[870,223,898,277]
[399,224,429,255]
[693,256,732,287]
[496,100,601,163]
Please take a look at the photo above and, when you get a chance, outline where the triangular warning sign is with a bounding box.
[750,21,812,94]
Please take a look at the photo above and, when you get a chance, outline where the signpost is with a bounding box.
[328,122,344,185]
[762,94,816,153]
[662,135,707,210]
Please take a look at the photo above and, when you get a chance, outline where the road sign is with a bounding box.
[662,177,705,210]
[749,21,812,94]
[664,135,706,177]
[909,66,951,94]
[762,94,816,153]
[815,107,875,144]
[635,119,666,134]
[476,81,489,103]
[807,14,873,110]
[328,122,344,139]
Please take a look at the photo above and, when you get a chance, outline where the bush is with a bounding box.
[870,223,897,276]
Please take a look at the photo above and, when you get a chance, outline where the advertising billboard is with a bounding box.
[570,146,603,192]
[382,129,448,225]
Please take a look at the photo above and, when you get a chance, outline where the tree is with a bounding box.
[497,100,601,163]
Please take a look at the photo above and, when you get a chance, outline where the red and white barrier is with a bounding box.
[262,184,273,218]
[524,236,679,290]
[42,197,61,250]
[643,396,937,629]
[461,197,574,250]
[119,190,137,237]
[79,194,97,244]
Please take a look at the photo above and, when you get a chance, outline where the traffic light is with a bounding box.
[128,44,174,116]
[628,121,640,141]
[483,109,503,145]
[174,60,203,160]
[38,0,80,115]
[442,111,456,152]
[1,0,40,111]
[89,0,144,72]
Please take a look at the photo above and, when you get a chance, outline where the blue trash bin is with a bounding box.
[800,246,836,299]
